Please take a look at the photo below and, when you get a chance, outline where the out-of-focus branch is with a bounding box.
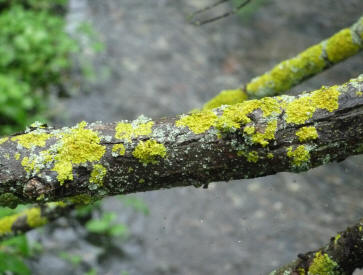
[203,16,363,109]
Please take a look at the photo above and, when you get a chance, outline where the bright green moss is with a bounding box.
[296,126,318,142]
[90,164,107,186]
[11,132,52,149]
[250,119,278,147]
[246,44,325,97]
[0,214,18,235]
[0,137,8,145]
[133,139,167,164]
[308,251,339,275]
[203,89,248,110]
[115,121,154,141]
[285,85,340,124]
[112,144,126,156]
[0,193,20,209]
[326,28,360,63]
[287,145,310,167]
[26,207,47,228]
[175,110,218,134]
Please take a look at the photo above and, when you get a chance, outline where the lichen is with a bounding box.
[203,89,247,110]
[0,137,8,145]
[67,194,93,205]
[308,251,339,275]
[133,139,167,164]
[237,150,259,163]
[296,126,318,142]
[14,153,20,160]
[115,119,154,141]
[287,145,310,167]
[26,207,47,228]
[285,85,340,124]
[249,119,278,147]
[11,132,51,149]
[334,234,341,246]
[112,144,126,156]
[175,110,218,134]
[325,28,360,63]
[356,91,363,96]
[267,153,274,159]
[90,164,107,186]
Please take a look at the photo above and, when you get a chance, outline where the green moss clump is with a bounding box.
[203,89,247,110]
[295,126,318,142]
[308,251,339,275]
[175,110,218,134]
[133,139,167,165]
[325,28,360,63]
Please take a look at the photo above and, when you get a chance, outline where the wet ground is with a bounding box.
[29,0,363,274]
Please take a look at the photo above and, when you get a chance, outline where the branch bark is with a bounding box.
[0,75,362,209]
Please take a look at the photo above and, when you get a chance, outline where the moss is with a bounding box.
[0,137,8,145]
[246,44,325,97]
[308,251,339,275]
[203,89,247,110]
[0,193,20,209]
[175,110,218,134]
[325,28,360,63]
[115,120,154,141]
[0,214,18,235]
[267,153,274,159]
[26,207,47,228]
[287,145,310,167]
[250,119,278,147]
[67,194,93,205]
[112,144,126,156]
[285,85,340,124]
[11,132,52,149]
[133,139,167,164]
[90,164,107,186]
[296,126,318,142]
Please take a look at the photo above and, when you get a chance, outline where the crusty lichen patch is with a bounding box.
[176,110,218,134]
[308,251,339,275]
[237,150,259,163]
[249,120,278,147]
[112,144,126,156]
[287,145,310,167]
[115,116,154,141]
[11,132,52,149]
[0,137,8,145]
[133,139,166,165]
[295,126,318,142]
[285,85,340,124]
[203,89,247,110]
[90,164,107,186]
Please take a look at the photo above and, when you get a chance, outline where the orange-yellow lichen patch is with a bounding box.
[287,145,310,167]
[250,120,278,147]
[112,144,126,156]
[176,110,218,134]
[326,28,360,63]
[285,85,340,124]
[133,139,166,165]
[296,126,318,142]
[0,137,8,145]
[203,89,247,110]
[90,164,107,186]
[237,150,259,163]
[115,120,154,141]
[11,132,51,149]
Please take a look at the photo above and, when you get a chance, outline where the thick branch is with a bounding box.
[0,75,362,206]
[271,218,363,274]
[203,16,363,109]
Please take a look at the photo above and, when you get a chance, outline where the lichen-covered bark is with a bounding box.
[0,75,362,207]
[270,218,363,275]
[203,16,363,109]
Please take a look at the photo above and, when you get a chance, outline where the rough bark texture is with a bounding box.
[203,16,363,110]
[271,219,363,275]
[0,75,362,209]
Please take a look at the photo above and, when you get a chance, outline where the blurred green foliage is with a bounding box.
[0,1,77,135]
[232,0,269,21]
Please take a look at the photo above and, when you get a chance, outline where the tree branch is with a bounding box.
[0,75,361,208]
[203,16,363,109]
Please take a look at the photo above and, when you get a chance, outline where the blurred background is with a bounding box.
[0,0,362,274]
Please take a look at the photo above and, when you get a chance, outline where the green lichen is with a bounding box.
[133,139,166,164]
[246,44,325,97]
[0,193,20,209]
[115,119,154,141]
[244,125,255,135]
[356,91,363,96]
[203,89,248,110]
[250,119,278,147]
[287,145,310,167]
[267,153,274,159]
[112,144,126,156]
[11,132,52,149]
[90,164,107,186]
[295,126,318,142]
[138,178,145,184]
[285,85,340,124]
[237,150,259,163]
[175,110,218,134]
[14,153,20,160]
[325,28,360,63]
[0,137,8,145]
[308,251,339,275]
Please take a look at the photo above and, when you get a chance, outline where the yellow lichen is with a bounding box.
[244,125,255,135]
[295,126,318,142]
[356,91,363,96]
[308,251,339,275]
[90,164,107,186]
[14,153,20,160]
[237,150,259,163]
[203,89,247,110]
[21,157,37,174]
[115,121,154,141]
[267,153,274,159]
[112,144,126,156]
[250,119,278,147]
[175,110,218,134]
[287,145,310,167]
[133,139,166,164]
[11,132,51,149]
[26,207,47,228]
[285,85,340,124]
[0,214,18,235]
[67,194,93,205]
[334,234,341,246]
[0,137,8,145]
[325,28,360,63]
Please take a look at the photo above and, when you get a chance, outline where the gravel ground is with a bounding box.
[30,0,363,274]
